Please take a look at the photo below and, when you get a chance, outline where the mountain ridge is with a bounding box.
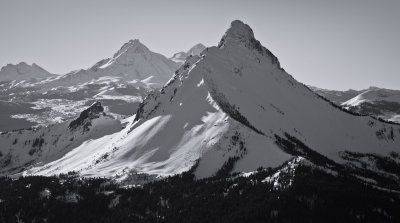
[47,38,179,88]
[0,62,55,82]
[170,43,206,65]
[20,20,400,184]
[0,39,181,131]
[312,85,400,123]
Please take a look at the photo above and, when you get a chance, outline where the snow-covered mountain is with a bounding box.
[0,62,55,82]
[0,102,121,175]
[170,43,206,65]
[23,20,400,185]
[49,39,179,89]
[309,86,362,104]
[0,39,180,130]
[312,86,400,123]
[342,87,400,123]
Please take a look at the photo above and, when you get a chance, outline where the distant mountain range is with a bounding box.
[0,62,56,82]
[311,86,400,123]
[0,40,205,131]
[170,43,206,64]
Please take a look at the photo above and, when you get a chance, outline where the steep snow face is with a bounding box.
[170,43,206,64]
[0,102,121,175]
[203,22,400,162]
[24,20,400,180]
[0,62,55,82]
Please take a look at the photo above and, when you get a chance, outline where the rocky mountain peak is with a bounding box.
[218,20,255,47]
[114,39,150,57]
[68,101,105,131]
[0,62,53,81]
[218,20,281,69]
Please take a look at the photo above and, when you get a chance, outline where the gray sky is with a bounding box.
[0,0,399,90]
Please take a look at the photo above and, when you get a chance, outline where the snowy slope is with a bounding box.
[0,62,55,82]
[311,86,400,123]
[24,20,400,180]
[309,86,362,104]
[0,40,180,130]
[341,87,400,123]
[47,39,179,89]
[342,87,400,106]
[170,43,206,64]
[0,102,121,175]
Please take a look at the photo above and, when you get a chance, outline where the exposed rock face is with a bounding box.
[218,20,281,69]
[69,101,105,131]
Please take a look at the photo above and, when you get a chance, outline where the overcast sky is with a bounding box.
[0,0,399,90]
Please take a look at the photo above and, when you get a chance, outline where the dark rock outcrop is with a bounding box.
[69,101,105,131]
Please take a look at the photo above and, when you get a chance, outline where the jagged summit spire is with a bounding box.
[218,20,281,69]
[219,20,255,45]
[218,20,255,48]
